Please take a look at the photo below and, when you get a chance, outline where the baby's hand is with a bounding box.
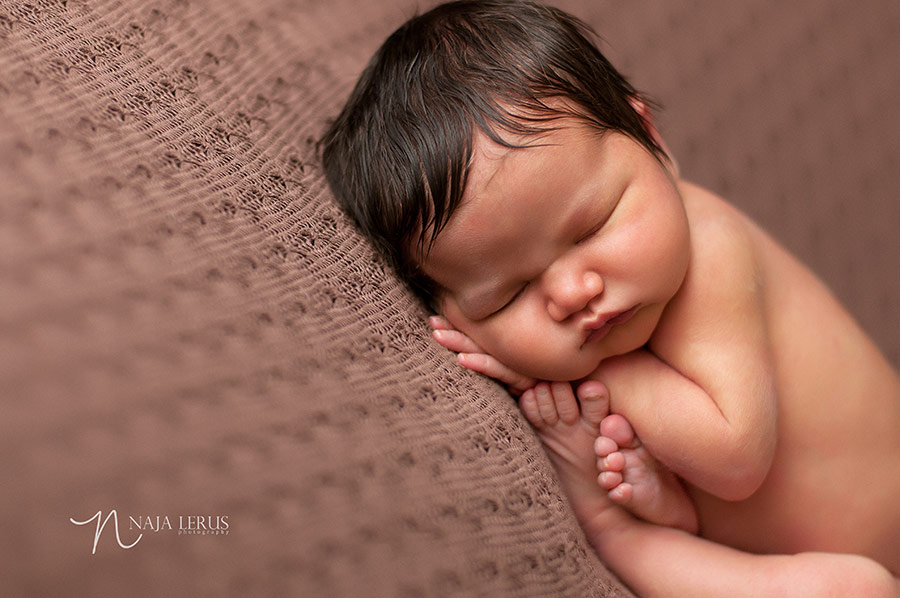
[429,315,537,396]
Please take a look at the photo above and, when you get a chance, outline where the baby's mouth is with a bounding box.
[582,305,641,345]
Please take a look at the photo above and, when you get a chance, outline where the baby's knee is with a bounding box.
[787,552,898,598]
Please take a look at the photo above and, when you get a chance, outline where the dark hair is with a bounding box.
[321,0,663,305]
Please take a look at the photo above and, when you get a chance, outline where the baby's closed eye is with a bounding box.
[493,282,530,314]
[575,225,603,246]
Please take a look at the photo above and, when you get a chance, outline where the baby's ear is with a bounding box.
[629,97,680,178]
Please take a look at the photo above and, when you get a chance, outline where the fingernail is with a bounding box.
[432,329,444,339]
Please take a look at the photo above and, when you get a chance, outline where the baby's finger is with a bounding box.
[457,353,536,395]
[432,328,485,354]
[428,315,455,330]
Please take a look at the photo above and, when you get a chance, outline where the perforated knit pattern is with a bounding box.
[2,0,898,596]
[0,0,628,596]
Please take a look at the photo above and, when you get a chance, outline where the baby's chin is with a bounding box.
[510,335,650,382]
[514,358,601,384]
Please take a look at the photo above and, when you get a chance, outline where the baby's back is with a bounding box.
[680,182,900,571]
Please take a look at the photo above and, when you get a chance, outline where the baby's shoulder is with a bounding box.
[680,181,754,248]
[677,181,762,295]
[652,181,768,356]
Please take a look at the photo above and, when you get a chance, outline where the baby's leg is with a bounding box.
[520,382,900,597]
[518,381,622,524]
[592,513,900,598]
[595,413,698,533]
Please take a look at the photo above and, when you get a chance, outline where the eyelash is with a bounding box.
[579,188,625,243]
[492,224,599,315]
[576,220,606,244]
[493,283,528,315]
[490,203,615,316]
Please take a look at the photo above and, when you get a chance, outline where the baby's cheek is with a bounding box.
[460,312,589,380]
[469,320,535,369]
[491,330,560,379]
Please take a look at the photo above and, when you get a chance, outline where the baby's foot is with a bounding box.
[519,381,620,525]
[595,414,698,533]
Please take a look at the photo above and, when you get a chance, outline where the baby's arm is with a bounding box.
[593,348,774,501]
[430,316,698,531]
[603,214,778,500]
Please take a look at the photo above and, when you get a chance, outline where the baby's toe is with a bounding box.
[599,450,625,473]
[550,381,580,425]
[576,381,610,426]
[608,482,634,505]
[534,383,560,426]
[598,471,623,490]
[599,414,639,449]
[519,388,547,429]
[594,435,618,457]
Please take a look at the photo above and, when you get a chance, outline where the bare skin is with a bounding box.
[433,314,695,530]
[423,117,900,594]
[595,413,697,533]
[521,379,900,598]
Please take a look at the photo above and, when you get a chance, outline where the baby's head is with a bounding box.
[322,0,666,308]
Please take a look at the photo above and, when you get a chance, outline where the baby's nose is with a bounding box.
[546,270,604,321]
